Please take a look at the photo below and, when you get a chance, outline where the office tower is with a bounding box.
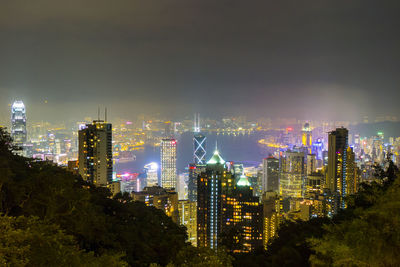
[78,120,112,186]
[327,127,348,210]
[262,191,280,249]
[262,157,280,194]
[306,172,324,190]
[177,173,189,200]
[194,134,206,164]
[225,175,263,253]
[197,149,232,250]
[346,146,358,196]
[302,122,312,148]
[307,154,317,175]
[178,200,197,246]
[323,150,329,166]
[161,138,177,189]
[312,138,324,160]
[280,151,305,198]
[188,163,206,202]
[255,168,263,197]
[132,186,179,223]
[187,114,207,202]
[11,100,27,146]
[144,162,158,187]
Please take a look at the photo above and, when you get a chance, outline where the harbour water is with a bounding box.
[115,131,275,174]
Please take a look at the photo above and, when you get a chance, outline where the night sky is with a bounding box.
[1,0,399,122]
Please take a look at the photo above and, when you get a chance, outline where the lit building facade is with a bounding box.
[161,138,177,189]
[346,146,358,196]
[144,162,158,187]
[78,120,112,186]
[188,163,206,202]
[197,149,230,250]
[178,200,197,246]
[302,122,312,148]
[262,157,280,194]
[307,154,317,175]
[280,151,306,198]
[11,100,27,146]
[132,186,179,223]
[327,127,348,210]
[225,175,263,253]
[262,191,280,249]
[312,138,324,161]
[194,134,206,164]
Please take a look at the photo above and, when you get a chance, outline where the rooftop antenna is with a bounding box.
[97,106,100,121]
[105,107,107,122]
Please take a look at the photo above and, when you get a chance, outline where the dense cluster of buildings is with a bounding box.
[7,101,400,253]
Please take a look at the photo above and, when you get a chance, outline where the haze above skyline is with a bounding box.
[1,0,399,122]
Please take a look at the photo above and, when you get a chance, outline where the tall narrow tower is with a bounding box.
[197,148,229,250]
[161,138,177,189]
[11,101,27,146]
[193,114,206,164]
[189,113,207,201]
[327,127,348,210]
[302,122,312,148]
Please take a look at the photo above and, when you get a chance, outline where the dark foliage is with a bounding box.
[0,127,187,266]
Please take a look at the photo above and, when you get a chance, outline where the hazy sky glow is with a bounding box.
[0,0,399,122]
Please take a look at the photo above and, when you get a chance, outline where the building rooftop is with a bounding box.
[207,149,225,165]
[237,174,251,187]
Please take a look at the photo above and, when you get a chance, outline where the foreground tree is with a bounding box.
[0,127,187,266]
[0,215,126,266]
[309,159,400,266]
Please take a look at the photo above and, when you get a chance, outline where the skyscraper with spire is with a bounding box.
[11,100,27,147]
[197,148,231,250]
[197,146,262,252]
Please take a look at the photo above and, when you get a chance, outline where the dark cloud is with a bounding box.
[0,0,399,122]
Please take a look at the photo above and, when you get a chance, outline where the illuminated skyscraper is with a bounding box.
[193,114,206,164]
[188,113,206,201]
[346,146,358,196]
[161,138,177,189]
[144,162,158,187]
[307,154,317,175]
[302,122,312,148]
[262,157,279,194]
[280,151,305,198]
[327,127,348,210]
[194,134,206,164]
[11,101,27,146]
[188,163,206,202]
[262,191,280,249]
[179,200,197,246]
[197,149,231,250]
[312,138,324,160]
[224,175,263,253]
[78,120,113,186]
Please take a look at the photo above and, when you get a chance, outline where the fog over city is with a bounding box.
[1,0,399,123]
